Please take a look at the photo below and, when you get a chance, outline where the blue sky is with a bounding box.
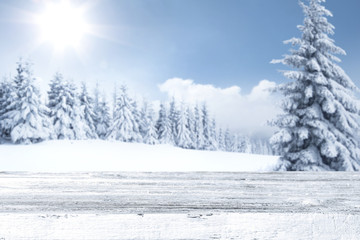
[0,0,358,95]
[0,0,359,135]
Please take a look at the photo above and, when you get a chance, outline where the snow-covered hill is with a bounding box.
[0,140,279,171]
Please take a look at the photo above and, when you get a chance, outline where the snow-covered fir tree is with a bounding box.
[253,138,273,155]
[0,80,6,139]
[1,60,51,144]
[112,84,117,120]
[107,85,142,142]
[138,100,148,139]
[270,0,360,171]
[202,104,210,146]
[201,104,217,150]
[185,106,196,149]
[47,73,61,110]
[79,82,97,139]
[140,101,158,145]
[93,82,100,111]
[235,135,246,153]
[93,82,101,137]
[175,102,192,148]
[230,134,240,152]
[0,77,16,140]
[251,138,261,154]
[231,134,241,153]
[131,99,143,143]
[210,118,218,150]
[224,128,234,152]
[194,104,205,149]
[155,102,173,144]
[243,136,252,154]
[48,73,87,140]
[95,93,111,139]
[217,128,225,151]
[168,98,178,144]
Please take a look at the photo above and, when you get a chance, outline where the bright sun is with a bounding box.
[36,1,90,51]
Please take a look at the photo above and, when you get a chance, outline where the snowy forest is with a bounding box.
[0,61,273,155]
[1,0,360,172]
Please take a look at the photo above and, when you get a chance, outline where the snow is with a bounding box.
[1,213,360,240]
[0,140,279,172]
[0,172,360,239]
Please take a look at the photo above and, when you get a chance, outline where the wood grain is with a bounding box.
[0,172,359,239]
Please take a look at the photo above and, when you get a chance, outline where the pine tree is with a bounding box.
[0,80,6,140]
[138,100,148,139]
[94,82,100,110]
[2,60,51,144]
[210,118,218,150]
[185,106,196,149]
[201,103,212,149]
[96,93,111,139]
[112,84,117,120]
[131,99,143,143]
[141,101,158,145]
[155,102,173,144]
[224,128,233,152]
[175,102,192,148]
[257,139,273,155]
[243,136,252,154]
[251,138,262,155]
[201,104,217,151]
[217,128,225,151]
[0,77,16,140]
[79,82,97,139]
[236,135,249,153]
[47,73,61,111]
[194,104,204,149]
[93,82,101,137]
[48,73,87,140]
[231,134,241,152]
[168,98,178,144]
[107,85,142,142]
[270,0,360,171]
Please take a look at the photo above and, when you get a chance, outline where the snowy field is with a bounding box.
[0,140,278,172]
[0,172,360,239]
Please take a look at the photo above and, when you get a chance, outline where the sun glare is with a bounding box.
[36,1,90,51]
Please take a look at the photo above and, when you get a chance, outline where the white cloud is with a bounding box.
[158,78,280,138]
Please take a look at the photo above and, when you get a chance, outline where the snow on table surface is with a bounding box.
[0,172,360,240]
